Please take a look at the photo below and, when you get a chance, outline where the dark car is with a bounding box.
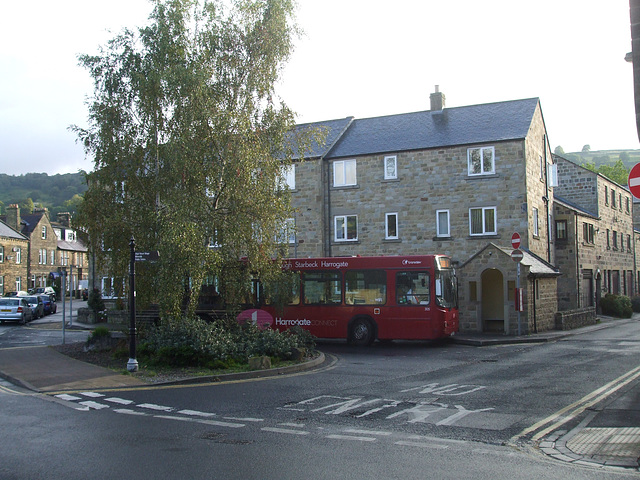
[24,296,45,319]
[38,294,57,315]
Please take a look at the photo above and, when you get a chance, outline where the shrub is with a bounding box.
[87,325,110,343]
[140,315,316,367]
[600,294,633,318]
[632,296,640,313]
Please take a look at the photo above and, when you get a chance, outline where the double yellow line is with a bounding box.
[512,364,640,443]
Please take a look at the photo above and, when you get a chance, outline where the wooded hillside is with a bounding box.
[0,172,87,218]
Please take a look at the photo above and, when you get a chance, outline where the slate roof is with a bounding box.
[0,220,27,241]
[324,98,541,159]
[289,117,354,159]
[554,195,598,219]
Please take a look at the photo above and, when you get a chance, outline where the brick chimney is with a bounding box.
[33,206,50,220]
[57,212,72,228]
[430,85,446,111]
[6,204,20,231]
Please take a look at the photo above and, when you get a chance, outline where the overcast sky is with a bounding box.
[0,0,637,176]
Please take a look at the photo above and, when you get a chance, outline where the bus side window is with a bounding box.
[302,272,342,305]
[345,270,386,305]
[396,272,430,305]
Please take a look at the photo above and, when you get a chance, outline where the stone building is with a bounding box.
[0,206,89,296]
[52,212,89,295]
[286,88,560,334]
[1,205,59,290]
[553,155,636,311]
[0,219,29,294]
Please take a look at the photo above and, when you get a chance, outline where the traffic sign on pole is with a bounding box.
[511,232,521,250]
[511,249,524,263]
[628,162,640,199]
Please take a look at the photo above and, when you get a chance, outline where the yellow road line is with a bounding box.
[511,364,640,443]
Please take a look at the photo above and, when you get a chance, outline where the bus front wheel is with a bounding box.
[348,318,375,346]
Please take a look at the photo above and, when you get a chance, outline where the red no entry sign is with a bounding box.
[511,249,524,263]
[628,163,640,199]
[511,232,521,249]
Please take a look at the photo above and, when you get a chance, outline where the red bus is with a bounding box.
[238,255,458,345]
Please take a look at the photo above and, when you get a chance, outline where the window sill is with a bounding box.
[469,234,499,240]
[433,236,454,241]
[383,238,402,243]
[466,173,500,180]
[332,184,359,191]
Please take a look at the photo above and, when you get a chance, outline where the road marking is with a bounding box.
[395,440,449,449]
[80,392,105,398]
[512,364,640,443]
[262,427,310,435]
[55,394,82,402]
[114,409,148,416]
[223,417,264,422]
[79,400,109,410]
[104,397,135,405]
[137,403,174,412]
[343,428,393,437]
[154,415,245,428]
[178,409,217,418]
[278,423,306,428]
[326,434,377,442]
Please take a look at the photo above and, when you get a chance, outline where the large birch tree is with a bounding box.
[73,0,304,317]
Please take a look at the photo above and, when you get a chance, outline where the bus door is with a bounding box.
[382,270,433,339]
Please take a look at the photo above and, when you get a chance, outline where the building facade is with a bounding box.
[0,220,29,294]
[285,89,560,334]
[554,156,636,311]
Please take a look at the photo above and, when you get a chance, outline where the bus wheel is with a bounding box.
[349,318,374,346]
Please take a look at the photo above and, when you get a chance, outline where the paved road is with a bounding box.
[1,317,639,478]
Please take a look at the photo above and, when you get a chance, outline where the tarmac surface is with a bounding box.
[0,303,638,472]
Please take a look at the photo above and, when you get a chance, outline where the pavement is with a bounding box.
[0,307,638,471]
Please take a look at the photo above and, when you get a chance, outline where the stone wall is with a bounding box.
[555,307,597,330]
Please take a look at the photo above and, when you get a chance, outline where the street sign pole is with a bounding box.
[517,262,521,336]
[127,237,138,372]
[511,236,523,336]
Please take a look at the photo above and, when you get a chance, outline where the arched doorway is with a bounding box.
[481,268,504,332]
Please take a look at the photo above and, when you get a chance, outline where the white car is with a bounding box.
[0,297,33,324]
[34,287,56,300]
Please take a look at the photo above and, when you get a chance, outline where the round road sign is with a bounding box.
[511,232,521,249]
[628,162,640,199]
[511,249,524,263]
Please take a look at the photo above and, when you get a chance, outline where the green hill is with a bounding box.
[0,172,87,218]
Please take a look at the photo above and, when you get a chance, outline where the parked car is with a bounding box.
[0,298,33,324]
[34,287,56,301]
[3,291,29,298]
[39,294,57,315]
[24,296,45,319]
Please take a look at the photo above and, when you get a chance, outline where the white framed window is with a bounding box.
[0,276,3,295]
[0,246,3,263]
[539,155,545,180]
[66,231,76,242]
[281,165,295,190]
[467,146,495,176]
[276,218,296,244]
[50,250,55,266]
[384,156,397,180]
[15,277,21,292]
[38,249,46,265]
[335,215,358,241]
[15,247,21,264]
[436,210,450,237]
[385,213,398,240]
[532,207,539,237]
[469,207,497,236]
[333,159,357,187]
[41,226,47,239]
